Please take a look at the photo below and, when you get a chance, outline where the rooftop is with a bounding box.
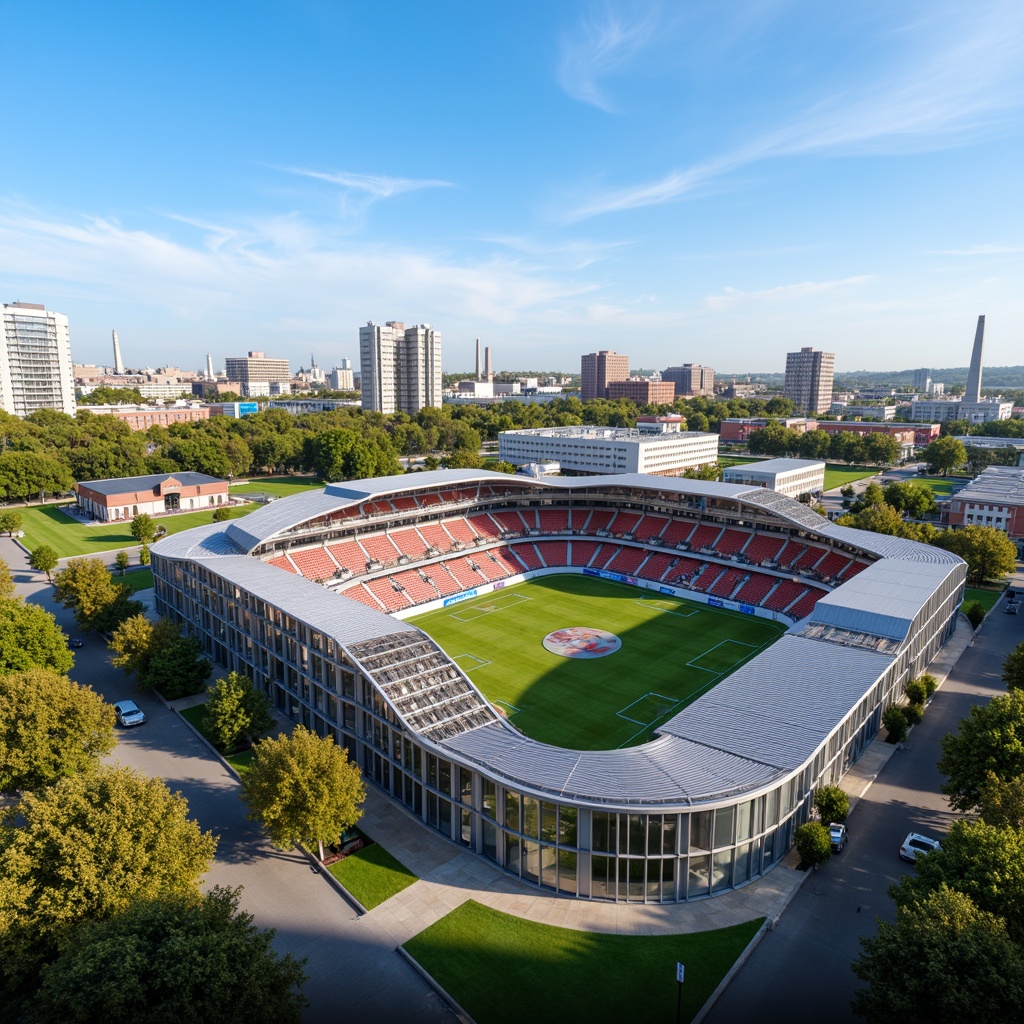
[951,466,1024,505]
[77,471,224,494]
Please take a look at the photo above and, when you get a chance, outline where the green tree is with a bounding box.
[882,481,936,519]
[113,550,129,575]
[52,557,143,633]
[932,525,1018,585]
[80,385,145,405]
[27,545,59,582]
[962,600,986,629]
[241,726,365,861]
[307,427,400,482]
[0,451,74,502]
[978,772,1024,830]
[0,511,23,536]
[109,613,159,681]
[0,668,115,792]
[851,886,1024,1024]
[0,598,74,676]
[794,821,832,868]
[883,705,908,743]
[26,887,307,1024]
[139,542,151,566]
[203,672,276,752]
[212,505,231,522]
[0,765,216,1001]
[109,614,210,698]
[921,435,967,476]
[0,558,14,600]
[1002,641,1024,691]
[938,690,1024,813]
[904,679,928,706]
[129,512,156,545]
[814,784,850,824]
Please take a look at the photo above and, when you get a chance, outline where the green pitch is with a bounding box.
[412,575,785,751]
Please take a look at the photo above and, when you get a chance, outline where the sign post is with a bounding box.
[675,962,685,1024]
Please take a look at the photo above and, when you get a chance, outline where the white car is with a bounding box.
[900,832,941,863]
[113,699,146,727]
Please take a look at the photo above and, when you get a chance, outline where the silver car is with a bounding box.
[113,699,146,727]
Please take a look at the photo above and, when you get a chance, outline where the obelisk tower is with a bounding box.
[965,315,985,403]
[112,330,125,374]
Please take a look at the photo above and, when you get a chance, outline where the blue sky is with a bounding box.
[1,1,1022,377]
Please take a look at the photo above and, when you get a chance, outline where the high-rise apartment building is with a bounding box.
[1,302,76,417]
[359,321,441,414]
[784,347,835,415]
[912,368,932,393]
[328,358,354,391]
[580,350,629,401]
[662,363,714,397]
[223,351,291,397]
[606,379,676,404]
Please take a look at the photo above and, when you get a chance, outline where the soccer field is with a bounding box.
[412,575,786,751]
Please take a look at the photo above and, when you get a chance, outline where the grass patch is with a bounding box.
[965,585,1007,614]
[177,702,256,774]
[18,502,258,558]
[822,464,880,491]
[328,841,418,909]
[229,476,323,498]
[912,476,954,498]
[413,575,784,750]
[120,568,153,592]
[403,900,762,1024]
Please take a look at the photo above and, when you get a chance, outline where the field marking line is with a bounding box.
[449,591,532,622]
[493,699,521,715]
[616,691,683,725]
[635,597,698,618]
[453,653,490,671]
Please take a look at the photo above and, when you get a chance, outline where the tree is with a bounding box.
[0,598,74,676]
[963,600,986,629]
[814,784,850,824]
[203,672,275,752]
[139,543,151,566]
[938,690,1024,813]
[851,886,1024,1024]
[0,558,13,600]
[794,821,831,868]
[212,505,231,521]
[113,550,129,575]
[978,772,1024,830]
[1002,641,1024,691]
[0,511,23,536]
[0,765,216,1000]
[921,435,967,476]
[26,887,307,1024]
[52,557,143,633]
[0,668,115,792]
[28,545,58,582]
[882,705,908,743]
[932,525,1018,585]
[241,726,365,861]
[129,512,156,545]
[904,679,928,707]
[307,427,400,482]
[882,481,936,519]
[109,615,210,698]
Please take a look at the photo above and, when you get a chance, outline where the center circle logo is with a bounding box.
[542,627,622,659]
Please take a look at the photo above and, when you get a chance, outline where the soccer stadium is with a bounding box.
[152,469,965,902]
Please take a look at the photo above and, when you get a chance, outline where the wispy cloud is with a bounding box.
[280,167,452,197]
[928,244,1024,256]
[704,275,872,311]
[557,2,661,112]
[564,2,1024,219]
[479,233,631,270]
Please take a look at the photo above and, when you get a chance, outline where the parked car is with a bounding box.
[67,637,84,648]
[113,699,146,727]
[829,822,848,853]
[900,832,941,862]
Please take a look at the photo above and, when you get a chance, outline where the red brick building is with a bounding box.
[606,379,676,404]
[75,472,229,522]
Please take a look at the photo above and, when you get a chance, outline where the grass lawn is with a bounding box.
[965,585,1007,614]
[328,841,418,909]
[822,464,880,491]
[18,501,258,558]
[229,476,323,498]
[178,703,255,775]
[120,567,153,592]
[716,455,765,468]
[412,575,785,750]
[912,476,954,498]
[403,900,762,1024]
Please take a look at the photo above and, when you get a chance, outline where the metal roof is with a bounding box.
[77,471,224,495]
[950,466,1024,505]
[723,458,825,474]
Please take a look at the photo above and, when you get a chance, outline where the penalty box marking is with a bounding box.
[493,699,521,716]
[449,592,532,622]
[453,653,491,672]
[687,638,758,672]
[636,597,698,617]
[616,691,681,725]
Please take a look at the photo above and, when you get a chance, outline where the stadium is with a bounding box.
[152,469,965,902]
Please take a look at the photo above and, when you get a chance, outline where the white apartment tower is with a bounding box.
[784,346,835,415]
[1,302,76,417]
[359,321,441,414]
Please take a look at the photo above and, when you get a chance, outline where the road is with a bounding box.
[707,565,1023,1024]
[5,537,453,1024]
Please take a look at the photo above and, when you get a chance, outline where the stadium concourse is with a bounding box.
[151,470,966,904]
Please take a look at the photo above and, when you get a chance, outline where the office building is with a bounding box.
[784,347,835,415]
[224,352,291,397]
[359,321,441,414]
[663,364,714,397]
[722,458,826,500]
[948,466,1024,544]
[912,368,932,393]
[1,302,76,417]
[606,379,676,404]
[580,350,629,401]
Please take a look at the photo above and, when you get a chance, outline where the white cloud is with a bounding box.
[557,2,661,112]
[704,275,872,311]
[279,167,452,198]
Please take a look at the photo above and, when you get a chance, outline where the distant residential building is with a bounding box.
[498,425,719,476]
[831,403,897,421]
[359,321,441,414]
[722,458,826,500]
[908,398,1013,423]
[912,368,932,392]
[947,466,1024,543]
[191,380,244,398]
[76,402,211,430]
[270,398,361,415]
[328,359,354,391]
[208,401,260,418]
[606,379,675,404]
[580,350,629,401]
[663,364,714,397]
[784,347,835,415]
[1,301,76,417]
[75,472,229,522]
[224,352,291,391]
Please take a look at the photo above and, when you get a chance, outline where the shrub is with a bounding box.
[963,601,986,629]
[212,506,231,522]
[905,679,928,707]
[814,784,850,825]
[903,702,924,726]
[883,705,908,743]
[795,821,832,869]
[919,673,938,698]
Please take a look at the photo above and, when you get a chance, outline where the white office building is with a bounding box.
[722,458,826,499]
[360,321,441,414]
[1,302,76,417]
[498,425,719,476]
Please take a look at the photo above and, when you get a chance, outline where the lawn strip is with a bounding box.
[328,842,418,909]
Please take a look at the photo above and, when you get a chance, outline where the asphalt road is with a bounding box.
[5,537,453,1024]
[707,567,1024,1024]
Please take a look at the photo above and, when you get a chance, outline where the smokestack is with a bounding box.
[485,346,493,382]
[475,338,482,381]
[206,353,214,378]
[965,315,985,404]
[112,330,124,375]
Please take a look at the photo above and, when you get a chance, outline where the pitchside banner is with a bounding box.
[443,589,478,607]
[583,568,640,587]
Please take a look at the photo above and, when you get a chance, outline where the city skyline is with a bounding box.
[1,2,1021,373]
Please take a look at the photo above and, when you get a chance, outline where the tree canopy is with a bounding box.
[0,668,115,792]
[932,525,1018,585]
[53,558,143,633]
[108,614,211,698]
[241,726,365,861]
[26,887,307,1024]
[0,598,74,676]
[1003,641,1024,692]
[28,545,59,581]
[203,672,276,752]
[921,435,967,475]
